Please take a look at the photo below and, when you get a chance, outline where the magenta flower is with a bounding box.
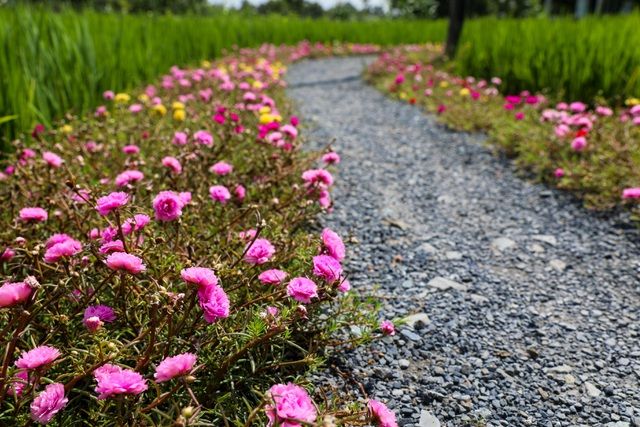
[84,305,116,324]
[10,370,28,397]
[15,346,61,370]
[44,238,82,263]
[265,383,317,427]
[210,161,233,175]
[103,90,114,100]
[321,228,345,261]
[0,282,33,308]
[286,278,318,304]
[181,267,219,288]
[554,168,565,178]
[209,185,231,204]
[173,131,188,145]
[122,214,150,234]
[301,169,333,188]
[42,151,64,168]
[321,152,340,165]
[94,364,148,399]
[152,191,185,221]
[569,101,587,113]
[45,234,72,249]
[105,252,146,274]
[197,283,230,323]
[194,130,213,146]
[234,184,246,201]
[368,399,398,427]
[115,170,144,187]
[380,320,395,336]
[337,278,351,293]
[312,255,342,283]
[162,156,182,175]
[154,353,197,383]
[622,188,640,199]
[30,383,68,424]
[122,144,140,154]
[96,192,129,216]
[571,136,587,151]
[258,269,288,285]
[244,238,275,265]
[19,207,48,222]
[1,247,15,261]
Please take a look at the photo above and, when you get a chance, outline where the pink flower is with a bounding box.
[122,214,150,234]
[321,228,345,261]
[153,191,184,221]
[105,252,146,275]
[368,399,398,427]
[210,161,233,175]
[44,238,82,263]
[1,247,15,261]
[103,90,114,100]
[337,278,351,293]
[266,383,317,427]
[19,207,48,222]
[571,136,587,151]
[234,184,246,201]
[244,238,275,265]
[30,383,68,424]
[312,255,342,283]
[239,229,257,241]
[173,131,188,145]
[622,188,640,199]
[84,305,116,331]
[380,320,395,336]
[437,104,446,114]
[96,192,129,216]
[128,104,143,114]
[42,152,63,168]
[554,168,565,178]
[15,346,61,370]
[555,124,571,138]
[0,282,33,308]
[162,157,182,174]
[569,101,587,113]
[10,370,28,397]
[154,353,197,382]
[596,106,613,116]
[286,278,318,304]
[194,130,213,146]
[258,269,288,285]
[122,144,140,155]
[515,112,525,120]
[198,283,230,323]
[321,152,340,165]
[209,185,231,204]
[115,170,144,187]
[302,169,333,188]
[94,364,148,399]
[181,267,219,288]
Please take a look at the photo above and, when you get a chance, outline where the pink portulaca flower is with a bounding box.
[30,383,68,424]
[181,267,218,288]
[154,353,197,383]
[286,278,318,304]
[1,247,15,261]
[380,320,395,336]
[209,185,231,204]
[173,131,188,146]
[115,170,144,187]
[122,144,140,155]
[337,278,351,293]
[244,238,275,265]
[210,161,233,175]
[571,136,587,151]
[194,130,213,146]
[15,346,61,370]
[554,168,565,178]
[94,364,148,399]
[122,214,150,234]
[96,192,129,216]
[44,238,82,263]
[321,152,340,165]
[197,283,230,323]
[105,252,146,275]
[321,228,345,261]
[153,191,185,221]
[162,156,182,175]
[265,383,317,427]
[19,207,48,222]
[103,90,114,100]
[622,188,640,199]
[569,101,587,113]
[42,151,63,168]
[258,269,288,285]
[234,184,246,201]
[10,370,28,397]
[596,106,613,116]
[0,281,33,308]
[312,255,342,283]
[368,399,398,427]
[302,169,333,188]
[83,304,116,332]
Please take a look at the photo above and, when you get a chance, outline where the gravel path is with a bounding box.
[286,57,640,427]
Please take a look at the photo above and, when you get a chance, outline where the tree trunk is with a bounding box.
[445,0,465,58]
[574,0,589,18]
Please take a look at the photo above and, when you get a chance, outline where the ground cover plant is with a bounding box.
[366,45,640,212]
[0,42,401,425]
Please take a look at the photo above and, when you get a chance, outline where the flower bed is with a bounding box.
[367,45,640,212]
[0,42,397,426]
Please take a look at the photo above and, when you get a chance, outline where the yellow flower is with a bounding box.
[259,113,274,124]
[172,101,185,110]
[60,124,73,134]
[399,92,407,100]
[114,93,131,103]
[152,104,167,116]
[138,94,150,103]
[459,88,470,96]
[252,80,264,90]
[272,114,282,122]
[173,109,186,121]
[201,60,211,69]
[625,97,640,106]
[259,106,271,114]
[439,81,449,88]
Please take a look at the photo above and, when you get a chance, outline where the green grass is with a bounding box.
[0,7,446,143]
[455,15,640,103]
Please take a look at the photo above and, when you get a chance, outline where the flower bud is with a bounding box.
[181,406,194,418]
